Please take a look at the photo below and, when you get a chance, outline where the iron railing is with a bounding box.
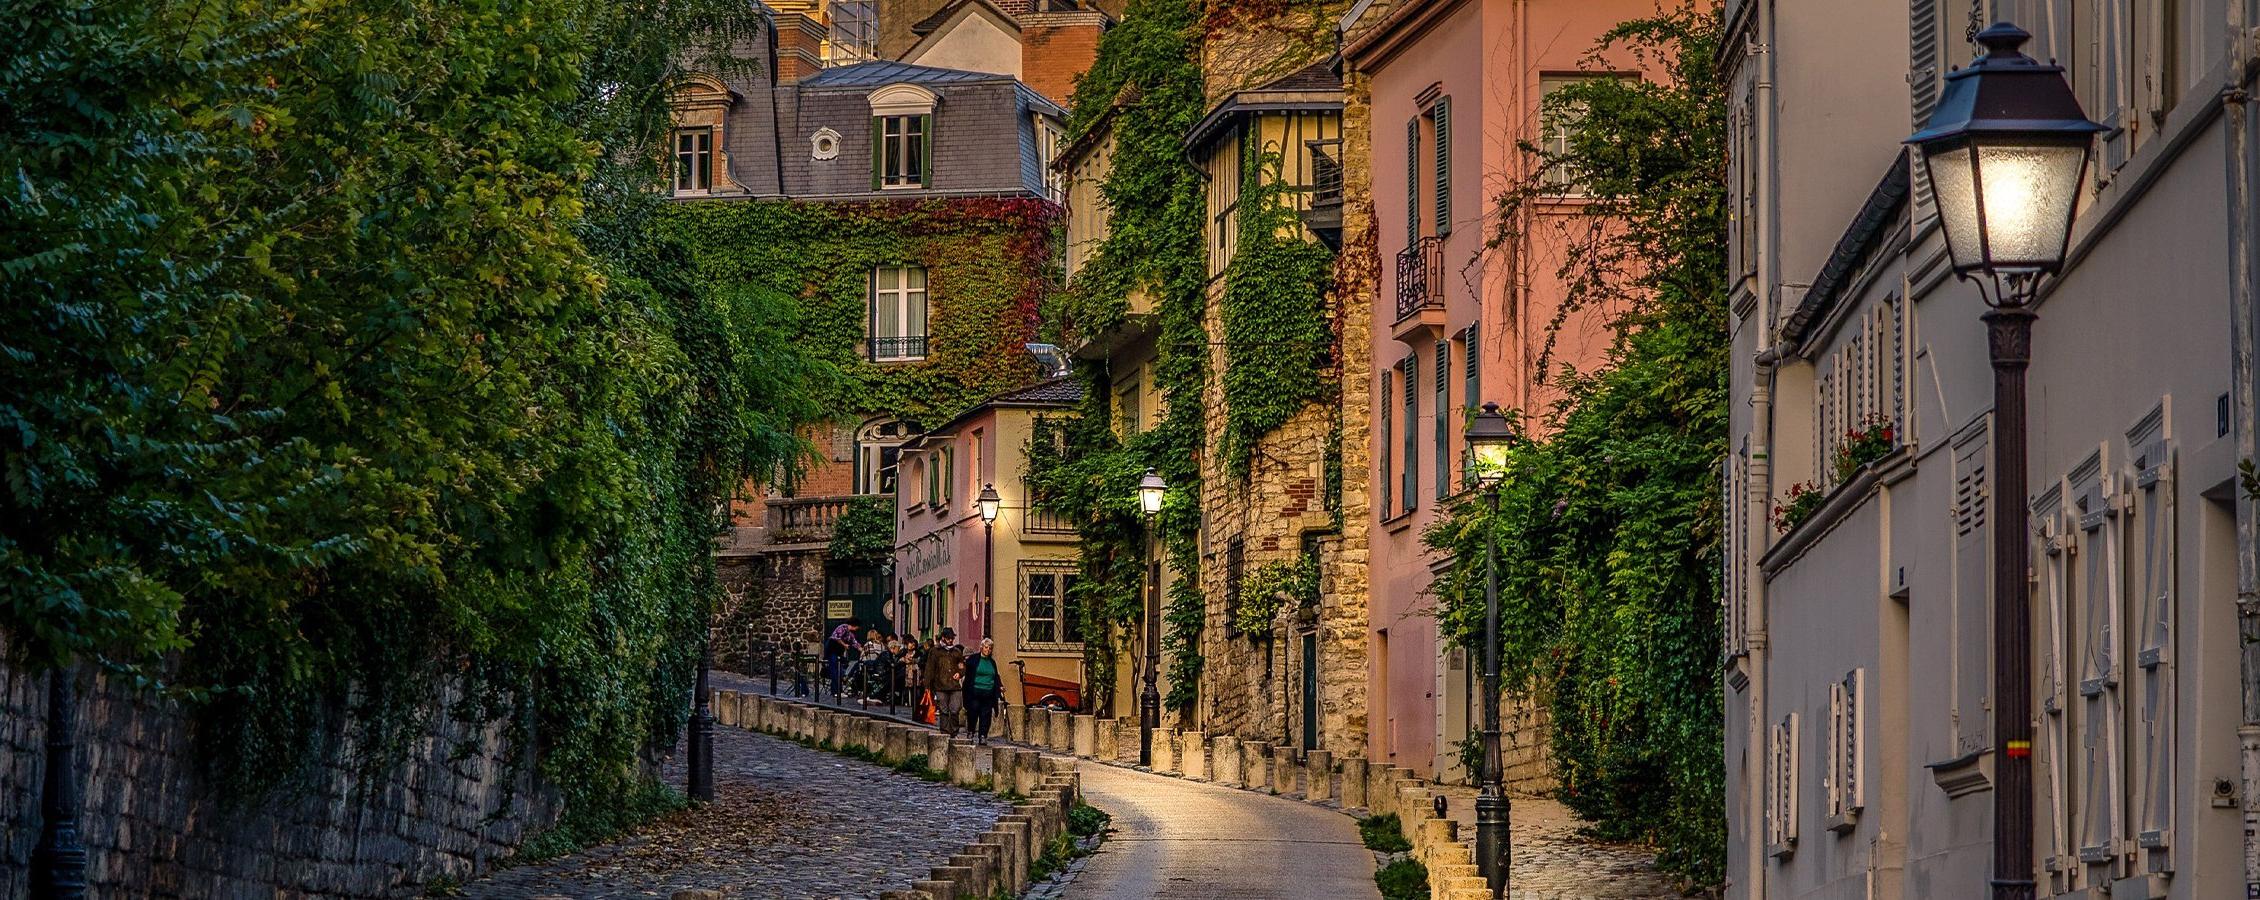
[1396,235,1445,322]
[869,335,928,362]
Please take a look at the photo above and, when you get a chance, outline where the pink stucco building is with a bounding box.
[1342,0,1651,782]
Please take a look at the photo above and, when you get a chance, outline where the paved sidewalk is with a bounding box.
[1435,790,1684,899]
[459,705,1008,900]
[1063,762,1380,899]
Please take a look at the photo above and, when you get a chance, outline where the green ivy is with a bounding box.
[2,0,824,837]
[1233,555,1317,636]
[1219,160,1337,474]
[828,495,897,564]
[1420,6,1726,886]
[651,198,1057,429]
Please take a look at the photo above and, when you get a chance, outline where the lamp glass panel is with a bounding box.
[1922,144,1984,272]
[979,497,1000,523]
[1469,442,1512,484]
[1139,488,1164,515]
[1973,139,2087,270]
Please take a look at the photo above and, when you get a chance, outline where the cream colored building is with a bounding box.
[1724,0,2260,897]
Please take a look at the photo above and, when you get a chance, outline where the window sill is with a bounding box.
[880,183,927,191]
[1017,644,1084,657]
[1381,507,1419,534]
[1826,808,1860,835]
[872,356,929,365]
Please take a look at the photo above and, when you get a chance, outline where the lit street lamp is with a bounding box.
[979,483,1000,640]
[1463,402,1517,900]
[1904,22,2103,900]
[1136,467,1166,766]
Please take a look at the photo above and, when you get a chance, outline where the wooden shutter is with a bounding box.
[1463,327,1479,410]
[2130,432,2173,867]
[2034,494,2077,876]
[1405,117,1420,245]
[2098,0,2131,171]
[872,117,885,191]
[1432,96,1451,235]
[1434,341,1448,498]
[1380,369,1394,516]
[1401,357,1418,512]
[1909,0,1940,226]
[919,113,934,189]
[1769,712,1799,853]
[1952,428,1990,757]
[2073,458,2124,871]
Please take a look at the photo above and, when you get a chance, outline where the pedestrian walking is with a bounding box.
[922,627,967,736]
[963,638,1004,745]
[825,617,861,701]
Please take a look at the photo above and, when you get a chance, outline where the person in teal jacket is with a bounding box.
[963,638,1005,745]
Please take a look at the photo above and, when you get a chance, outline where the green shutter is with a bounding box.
[1405,117,1419,245]
[1433,97,1451,235]
[871,117,884,191]
[920,113,933,190]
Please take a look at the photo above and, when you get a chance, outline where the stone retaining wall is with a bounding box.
[0,659,557,898]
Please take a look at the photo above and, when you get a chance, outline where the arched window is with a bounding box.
[855,418,910,495]
[868,84,937,190]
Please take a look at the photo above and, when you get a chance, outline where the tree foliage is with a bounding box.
[1422,6,1728,885]
[2,0,825,824]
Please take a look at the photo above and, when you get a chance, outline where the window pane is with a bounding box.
[1060,574,1082,643]
[907,131,924,181]
[907,286,928,338]
[907,265,927,291]
[879,266,899,291]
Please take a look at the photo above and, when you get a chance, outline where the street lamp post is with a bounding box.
[1137,467,1167,767]
[1905,23,2103,900]
[980,483,1001,643]
[31,661,88,900]
[1464,403,1517,900]
[688,633,715,803]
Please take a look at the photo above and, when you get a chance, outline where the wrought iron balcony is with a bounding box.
[869,335,928,362]
[1395,235,1445,322]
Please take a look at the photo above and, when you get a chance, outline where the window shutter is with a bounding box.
[2036,507,2073,869]
[1463,327,1479,410]
[1433,96,1452,235]
[1951,430,1990,757]
[2074,465,2122,866]
[1380,369,1394,515]
[871,117,885,191]
[1406,117,1420,245]
[1392,359,1410,513]
[2131,435,2174,861]
[1434,340,1449,498]
[1909,0,1939,225]
[920,113,934,189]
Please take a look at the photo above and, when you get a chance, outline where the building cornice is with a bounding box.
[1341,0,1469,72]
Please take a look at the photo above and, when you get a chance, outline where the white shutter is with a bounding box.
[2073,457,2125,874]
[2130,432,2174,869]
[1842,669,1864,815]
[1952,429,1991,756]
[2035,495,2078,878]
[1827,681,1846,819]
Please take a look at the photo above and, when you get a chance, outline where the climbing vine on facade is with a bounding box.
[1422,6,1728,886]
[1219,161,1337,474]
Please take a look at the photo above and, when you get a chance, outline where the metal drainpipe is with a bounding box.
[1746,5,1779,898]
[2226,1,2260,894]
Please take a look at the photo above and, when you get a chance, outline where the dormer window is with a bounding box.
[674,128,714,195]
[869,84,938,191]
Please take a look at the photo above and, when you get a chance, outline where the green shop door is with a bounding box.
[823,564,891,636]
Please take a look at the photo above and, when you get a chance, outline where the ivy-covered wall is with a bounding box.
[654,197,1060,431]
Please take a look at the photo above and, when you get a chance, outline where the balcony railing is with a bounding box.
[1025,501,1078,535]
[1395,235,1445,322]
[768,494,885,544]
[869,335,928,362]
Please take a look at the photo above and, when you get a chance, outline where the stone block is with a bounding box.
[946,852,995,898]
[1211,735,1242,787]
[1094,716,1118,761]
[1116,719,1142,764]
[714,691,737,727]
[948,740,979,786]
[991,745,1019,794]
[931,867,975,898]
[927,731,953,767]
[996,817,1035,876]
[885,725,912,764]
[1242,740,1270,791]
[979,831,1023,894]
[1003,705,1025,743]
[1419,817,1458,850]
[672,890,723,900]
[911,880,955,900]
[1304,750,1334,802]
[1071,714,1096,758]
[1339,755,1368,809]
[1011,749,1042,796]
[1046,709,1070,750]
[1272,745,1299,795]
[1179,731,1208,781]
[1153,729,1177,775]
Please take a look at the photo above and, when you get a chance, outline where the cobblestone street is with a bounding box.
[459,716,1008,900]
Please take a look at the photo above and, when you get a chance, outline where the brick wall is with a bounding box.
[0,643,558,898]
[1018,22,1101,106]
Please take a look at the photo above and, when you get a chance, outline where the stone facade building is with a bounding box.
[1337,0,1650,784]
[674,10,1066,656]
[1723,0,2260,897]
